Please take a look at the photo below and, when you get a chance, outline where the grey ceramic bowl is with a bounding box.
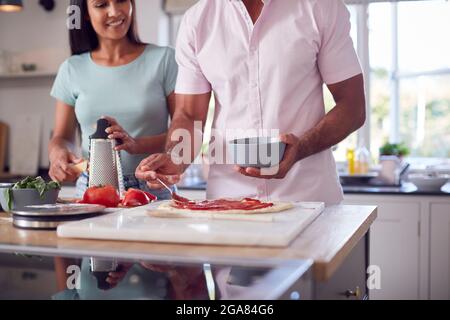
[228,137,286,168]
[0,188,60,212]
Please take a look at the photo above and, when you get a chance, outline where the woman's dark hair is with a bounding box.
[69,0,143,55]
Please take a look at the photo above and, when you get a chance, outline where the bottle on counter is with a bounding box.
[354,141,370,174]
[346,147,355,175]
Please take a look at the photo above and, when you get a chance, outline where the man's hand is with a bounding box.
[135,153,184,189]
[106,263,133,289]
[234,134,301,179]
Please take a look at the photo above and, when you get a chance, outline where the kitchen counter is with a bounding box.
[342,182,450,196]
[178,181,450,196]
[0,205,376,283]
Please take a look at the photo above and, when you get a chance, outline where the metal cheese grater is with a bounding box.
[88,119,124,287]
[88,118,125,196]
[90,258,119,290]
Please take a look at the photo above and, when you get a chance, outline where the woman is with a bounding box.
[49,0,177,200]
[49,0,178,298]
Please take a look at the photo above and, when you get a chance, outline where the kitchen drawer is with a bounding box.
[313,235,368,300]
[0,267,57,299]
[0,253,57,299]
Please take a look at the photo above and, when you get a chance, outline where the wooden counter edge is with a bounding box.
[313,206,378,282]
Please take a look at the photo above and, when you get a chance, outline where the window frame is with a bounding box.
[352,1,450,158]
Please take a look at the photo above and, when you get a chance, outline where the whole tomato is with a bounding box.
[122,188,157,207]
[82,185,121,208]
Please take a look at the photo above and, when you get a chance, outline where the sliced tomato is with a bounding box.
[143,191,157,202]
[171,197,273,211]
[122,188,157,207]
[81,185,121,208]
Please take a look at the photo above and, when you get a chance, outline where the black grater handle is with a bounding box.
[90,118,124,145]
[90,118,110,140]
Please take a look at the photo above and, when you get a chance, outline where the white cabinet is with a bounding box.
[430,202,450,299]
[344,196,421,299]
[369,202,420,299]
[345,194,450,300]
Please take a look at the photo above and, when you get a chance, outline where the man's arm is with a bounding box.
[166,92,211,167]
[297,73,366,161]
[239,73,365,178]
[135,92,211,188]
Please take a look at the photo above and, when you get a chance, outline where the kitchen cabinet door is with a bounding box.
[314,236,368,300]
[430,203,450,299]
[344,197,421,299]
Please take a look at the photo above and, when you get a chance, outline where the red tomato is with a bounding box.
[81,185,121,208]
[122,188,157,207]
[143,191,157,202]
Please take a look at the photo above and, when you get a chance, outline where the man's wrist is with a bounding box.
[164,149,190,174]
[295,137,311,162]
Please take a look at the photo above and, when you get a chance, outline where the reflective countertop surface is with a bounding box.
[0,252,312,300]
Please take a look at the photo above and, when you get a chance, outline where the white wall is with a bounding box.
[136,0,170,46]
[0,0,169,170]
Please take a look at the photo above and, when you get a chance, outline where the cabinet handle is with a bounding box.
[342,286,361,299]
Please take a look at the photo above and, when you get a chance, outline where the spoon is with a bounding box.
[156,178,190,203]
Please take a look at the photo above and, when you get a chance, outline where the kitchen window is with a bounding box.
[332,0,450,162]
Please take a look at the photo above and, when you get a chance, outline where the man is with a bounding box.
[136,0,365,206]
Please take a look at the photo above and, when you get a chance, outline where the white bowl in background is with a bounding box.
[408,173,449,192]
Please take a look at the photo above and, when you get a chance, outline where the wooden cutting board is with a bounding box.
[57,202,325,247]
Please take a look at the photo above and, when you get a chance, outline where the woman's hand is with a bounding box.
[103,116,139,154]
[49,148,84,183]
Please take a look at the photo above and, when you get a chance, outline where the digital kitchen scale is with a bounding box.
[11,203,106,230]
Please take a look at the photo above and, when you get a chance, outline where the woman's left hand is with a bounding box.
[103,116,138,154]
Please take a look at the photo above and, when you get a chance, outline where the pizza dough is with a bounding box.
[148,200,294,221]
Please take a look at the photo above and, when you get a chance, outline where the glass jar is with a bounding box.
[355,145,371,174]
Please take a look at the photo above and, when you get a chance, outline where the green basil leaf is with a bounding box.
[5,188,12,212]
[47,181,61,190]
[9,177,61,200]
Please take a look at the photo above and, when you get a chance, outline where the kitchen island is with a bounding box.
[0,202,377,300]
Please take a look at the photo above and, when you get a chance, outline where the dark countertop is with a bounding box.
[342,182,450,196]
[3,170,448,197]
[178,181,450,197]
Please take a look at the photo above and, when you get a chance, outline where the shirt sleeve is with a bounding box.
[317,0,362,85]
[163,47,179,96]
[175,13,212,94]
[50,60,77,107]
[50,59,77,106]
